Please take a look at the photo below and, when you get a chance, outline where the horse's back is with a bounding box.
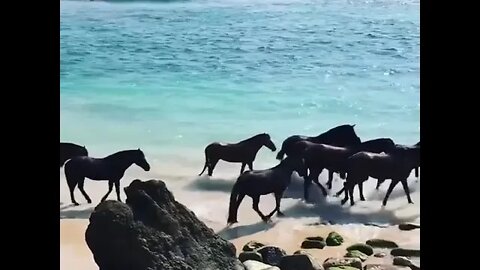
[360,138,395,153]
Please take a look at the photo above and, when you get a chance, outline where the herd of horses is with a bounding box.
[60,124,420,224]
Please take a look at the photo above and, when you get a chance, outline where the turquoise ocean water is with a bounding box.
[60,0,420,224]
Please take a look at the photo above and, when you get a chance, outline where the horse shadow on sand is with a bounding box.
[60,203,95,219]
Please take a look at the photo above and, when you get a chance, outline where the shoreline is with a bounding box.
[61,216,419,270]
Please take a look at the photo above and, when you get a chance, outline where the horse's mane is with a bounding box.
[315,124,357,139]
[238,133,268,143]
[104,149,141,159]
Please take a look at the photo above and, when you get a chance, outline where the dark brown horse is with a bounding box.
[60,142,88,167]
[198,133,277,177]
[64,149,150,206]
[227,156,306,224]
[294,138,396,201]
[341,144,420,206]
[275,124,361,160]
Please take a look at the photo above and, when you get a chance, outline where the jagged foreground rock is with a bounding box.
[85,179,245,270]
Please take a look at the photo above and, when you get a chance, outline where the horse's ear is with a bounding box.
[351,124,356,127]
[138,148,140,151]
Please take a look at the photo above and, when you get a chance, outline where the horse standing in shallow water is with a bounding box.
[64,149,150,206]
[198,133,277,177]
[227,156,306,224]
[60,142,88,167]
[341,144,420,206]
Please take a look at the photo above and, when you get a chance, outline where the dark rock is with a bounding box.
[323,257,362,269]
[346,244,374,256]
[366,239,398,249]
[294,250,311,255]
[393,257,412,267]
[243,241,266,252]
[306,236,325,241]
[301,240,326,249]
[280,254,324,270]
[398,223,420,231]
[85,179,244,270]
[243,260,279,270]
[326,232,344,246]
[328,267,359,270]
[363,265,399,270]
[345,250,368,262]
[374,252,387,258]
[390,248,420,257]
[256,246,287,267]
[239,251,263,263]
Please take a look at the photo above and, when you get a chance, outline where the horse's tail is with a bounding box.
[276,148,285,160]
[198,150,209,176]
[227,182,240,224]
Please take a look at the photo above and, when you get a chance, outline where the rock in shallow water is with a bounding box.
[323,257,362,269]
[363,265,399,270]
[239,251,263,263]
[302,239,326,249]
[243,260,279,270]
[393,256,412,267]
[345,250,368,262]
[256,246,287,267]
[346,244,374,256]
[326,231,344,246]
[398,223,420,231]
[280,254,324,270]
[85,179,244,270]
[243,241,266,252]
[390,248,420,257]
[366,239,398,249]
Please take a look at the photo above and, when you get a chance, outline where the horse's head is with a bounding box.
[259,133,277,152]
[281,156,306,177]
[317,124,361,146]
[133,149,150,171]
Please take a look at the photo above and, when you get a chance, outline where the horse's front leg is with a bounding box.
[267,192,284,218]
[247,161,253,171]
[382,179,399,206]
[252,196,268,222]
[240,163,246,174]
[358,182,366,201]
[114,180,122,202]
[101,181,114,202]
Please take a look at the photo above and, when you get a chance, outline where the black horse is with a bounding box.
[64,149,150,206]
[375,141,420,190]
[227,156,306,224]
[198,133,277,177]
[60,142,88,167]
[341,144,420,206]
[293,138,396,201]
[275,124,361,160]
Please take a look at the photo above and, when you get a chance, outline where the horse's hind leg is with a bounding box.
[77,177,92,204]
[311,168,327,197]
[114,180,122,202]
[327,170,334,190]
[348,184,356,206]
[252,196,268,222]
[247,162,253,171]
[376,178,385,190]
[400,179,414,204]
[358,182,366,201]
[208,158,219,176]
[101,181,114,202]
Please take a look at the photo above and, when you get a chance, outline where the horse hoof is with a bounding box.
[73,202,80,206]
[360,198,366,201]
[409,201,414,204]
[87,200,92,204]
[341,200,347,205]
[277,212,285,217]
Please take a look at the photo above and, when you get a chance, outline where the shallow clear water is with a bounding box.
[60,0,420,225]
